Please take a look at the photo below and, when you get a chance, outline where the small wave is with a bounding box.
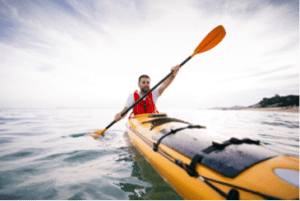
[0,151,33,161]
[0,117,22,122]
[0,137,14,144]
[68,133,86,138]
[62,150,115,164]
[261,121,299,128]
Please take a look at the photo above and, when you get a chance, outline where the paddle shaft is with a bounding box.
[104,56,192,130]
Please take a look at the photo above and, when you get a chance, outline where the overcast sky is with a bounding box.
[0,0,299,109]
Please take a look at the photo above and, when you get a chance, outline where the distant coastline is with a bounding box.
[209,106,299,113]
[240,107,298,113]
[209,94,299,113]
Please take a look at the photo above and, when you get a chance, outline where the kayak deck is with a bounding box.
[126,113,299,200]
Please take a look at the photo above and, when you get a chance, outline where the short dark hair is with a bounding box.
[138,75,150,83]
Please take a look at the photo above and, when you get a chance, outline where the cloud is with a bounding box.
[261,73,299,82]
[0,0,298,108]
[219,65,295,83]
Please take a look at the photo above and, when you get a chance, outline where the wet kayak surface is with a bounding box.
[0,108,298,199]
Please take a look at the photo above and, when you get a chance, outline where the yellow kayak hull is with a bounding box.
[125,113,299,200]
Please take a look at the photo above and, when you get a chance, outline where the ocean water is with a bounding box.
[0,108,298,200]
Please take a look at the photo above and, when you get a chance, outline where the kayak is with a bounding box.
[125,113,299,200]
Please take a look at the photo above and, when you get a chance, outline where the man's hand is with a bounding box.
[114,107,129,122]
[171,65,181,76]
[114,112,122,122]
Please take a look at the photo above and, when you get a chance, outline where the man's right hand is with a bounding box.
[114,113,122,122]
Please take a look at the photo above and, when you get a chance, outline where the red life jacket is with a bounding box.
[132,90,158,115]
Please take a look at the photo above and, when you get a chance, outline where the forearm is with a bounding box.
[115,107,129,122]
[161,73,176,90]
[120,107,129,117]
[158,65,180,95]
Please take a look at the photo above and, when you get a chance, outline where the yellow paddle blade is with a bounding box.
[94,128,106,135]
[192,25,226,57]
[84,128,106,139]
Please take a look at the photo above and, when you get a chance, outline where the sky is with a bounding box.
[0,0,299,109]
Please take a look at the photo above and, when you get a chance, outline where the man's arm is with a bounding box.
[158,65,181,96]
[114,93,134,122]
[114,107,129,122]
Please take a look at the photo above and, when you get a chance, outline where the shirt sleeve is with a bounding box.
[124,93,134,108]
[152,89,160,103]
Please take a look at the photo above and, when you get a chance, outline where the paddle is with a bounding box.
[89,25,226,139]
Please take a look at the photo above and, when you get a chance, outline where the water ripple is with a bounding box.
[0,108,298,199]
[0,151,34,161]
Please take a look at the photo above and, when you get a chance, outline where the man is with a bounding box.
[114,65,181,122]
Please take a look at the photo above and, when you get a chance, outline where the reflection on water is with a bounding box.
[0,108,298,199]
[123,132,184,200]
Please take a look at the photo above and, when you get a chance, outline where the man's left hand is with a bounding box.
[171,65,181,76]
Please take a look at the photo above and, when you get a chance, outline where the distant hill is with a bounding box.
[209,105,247,110]
[209,94,299,110]
[255,94,299,108]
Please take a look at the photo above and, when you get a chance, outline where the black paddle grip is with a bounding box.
[180,56,192,67]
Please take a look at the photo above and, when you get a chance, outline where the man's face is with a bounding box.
[138,78,151,94]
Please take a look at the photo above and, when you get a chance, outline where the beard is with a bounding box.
[141,86,150,94]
